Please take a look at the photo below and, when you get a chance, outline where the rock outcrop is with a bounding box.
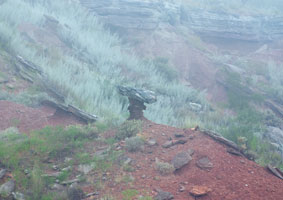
[117,85,157,120]
[80,0,283,42]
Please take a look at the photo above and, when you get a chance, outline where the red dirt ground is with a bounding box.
[0,100,282,200]
[0,100,84,133]
[101,122,283,200]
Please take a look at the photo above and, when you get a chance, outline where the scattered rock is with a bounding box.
[189,102,202,112]
[174,133,185,138]
[162,141,174,148]
[188,135,195,140]
[227,148,242,156]
[62,178,79,185]
[189,186,212,197]
[50,183,65,191]
[187,149,195,156]
[179,185,185,192]
[154,190,174,200]
[174,139,188,145]
[196,157,213,170]
[85,192,99,198]
[0,77,8,84]
[6,83,15,89]
[266,165,283,180]
[148,138,157,146]
[42,172,61,178]
[0,180,15,197]
[64,157,73,163]
[0,169,7,179]
[171,152,192,170]
[67,183,84,200]
[78,164,94,175]
[62,166,72,172]
[52,165,59,170]
[12,192,25,200]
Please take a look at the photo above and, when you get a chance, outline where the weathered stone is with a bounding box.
[61,178,79,185]
[189,186,212,197]
[117,86,157,104]
[41,172,62,178]
[50,183,65,191]
[154,190,174,200]
[171,152,192,170]
[0,169,7,179]
[12,192,25,200]
[196,157,213,170]
[162,141,174,148]
[187,149,195,156]
[0,180,15,196]
[148,138,157,146]
[174,133,185,138]
[227,148,242,156]
[78,164,95,175]
[67,183,84,200]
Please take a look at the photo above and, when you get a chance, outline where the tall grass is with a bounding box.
[0,0,207,126]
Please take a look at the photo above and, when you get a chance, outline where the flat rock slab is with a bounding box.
[0,180,15,196]
[196,157,213,170]
[0,169,7,179]
[171,152,192,170]
[227,148,242,156]
[155,190,174,200]
[189,186,212,197]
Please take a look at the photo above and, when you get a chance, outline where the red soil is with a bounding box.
[103,122,283,200]
[0,100,84,133]
[1,100,282,200]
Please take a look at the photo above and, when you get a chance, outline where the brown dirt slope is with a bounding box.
[105,122,283,200]
[0,100,282,199]
[0,100,84,133]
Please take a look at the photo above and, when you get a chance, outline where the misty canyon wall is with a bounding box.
[80,0,283,41]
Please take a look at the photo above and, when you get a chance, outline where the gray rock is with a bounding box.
[147,138,157,146]
[171,152,192,170]
[78,164,95,175]
[41,172,61,178]
[189,102,202,112]
[50,183,65,191]
[187,149,195,156]
[0,180,15,196]
[0,169,7,179]
[154,190,174,200]
[162,141,174,148]
[196,157,213,170]
[62,178,79,185]
[67,183,84,200]
[12,192,25,200]
[117,86,157,104]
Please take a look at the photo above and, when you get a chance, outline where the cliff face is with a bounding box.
[80,0,283,42]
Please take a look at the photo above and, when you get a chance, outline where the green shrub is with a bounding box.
[115,120,142,140]
[125,136,144,152]
[155,159,174,175]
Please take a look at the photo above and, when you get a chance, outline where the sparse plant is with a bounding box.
[125,136,145,152]
[155,159,174,175]
[122,189,139,200]
[116,120,142,140]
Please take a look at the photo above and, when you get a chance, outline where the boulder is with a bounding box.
[117,86,157,104]
[154,190,174,200]
[196,157,213,171]
[0,180,15,197]
[171,151,192,170]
